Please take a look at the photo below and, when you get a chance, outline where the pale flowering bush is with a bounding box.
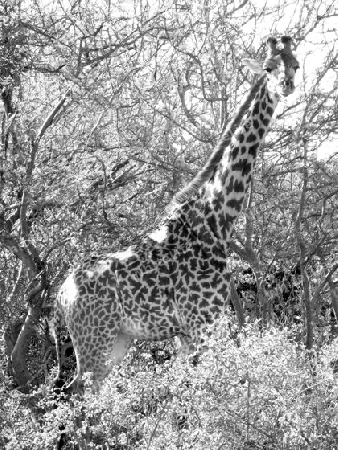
[1,320,338,449]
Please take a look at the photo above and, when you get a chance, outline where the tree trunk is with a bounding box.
[230,277,246,328]
[302,266,313,350]
[4,317,25,380]
[10,278,46,393]
[11,303,42,393]
[294,138,313,350]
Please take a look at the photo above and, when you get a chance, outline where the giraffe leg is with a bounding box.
[66,330,133,394]
[178,335,202,367]
[179,335,197,356]
[110,332,133,365]
[178,322,211,366]
[178,317,209,356]
[91,332,133,392]
[65,326,119,394]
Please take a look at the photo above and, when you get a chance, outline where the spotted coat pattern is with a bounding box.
[54,37,299,393]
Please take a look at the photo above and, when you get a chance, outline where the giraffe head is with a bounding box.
[243,36,300,97]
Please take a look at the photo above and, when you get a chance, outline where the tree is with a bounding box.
[0,0,337,392]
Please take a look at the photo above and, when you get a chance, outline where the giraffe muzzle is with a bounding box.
[279,78,295,97]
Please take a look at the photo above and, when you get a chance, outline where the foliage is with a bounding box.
[2,321,338,449]
[0,0,338,446]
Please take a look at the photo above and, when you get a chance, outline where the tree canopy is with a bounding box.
[0,0,338,447]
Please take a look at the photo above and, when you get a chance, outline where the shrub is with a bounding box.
[2,320,338,449]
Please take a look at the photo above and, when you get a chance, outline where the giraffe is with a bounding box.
[53,36,300,394]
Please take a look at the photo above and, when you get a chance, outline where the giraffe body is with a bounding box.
[54,36,299,393]
[55,218,230,392]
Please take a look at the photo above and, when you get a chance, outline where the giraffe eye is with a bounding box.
[265,67,272,73]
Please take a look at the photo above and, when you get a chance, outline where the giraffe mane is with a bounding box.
[167,74,265,213]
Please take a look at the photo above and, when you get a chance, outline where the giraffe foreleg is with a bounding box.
[66,329,133,394]
[178,334,197,355]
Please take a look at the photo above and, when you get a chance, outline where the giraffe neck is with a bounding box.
[193,80,279,242]
[149,80,279,256]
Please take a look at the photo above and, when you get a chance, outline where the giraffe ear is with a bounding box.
[242,58,264,74]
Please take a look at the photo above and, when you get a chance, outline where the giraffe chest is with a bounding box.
[115,249,230,339]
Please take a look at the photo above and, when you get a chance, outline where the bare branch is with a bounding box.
[34,89,72,147]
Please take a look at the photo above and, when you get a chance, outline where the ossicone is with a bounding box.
[280,36,293,55]
[266,37,278,58]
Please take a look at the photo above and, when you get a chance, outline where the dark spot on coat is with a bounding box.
[248,143,260,157]
[259,113,270,127]
[200,298,209,308]
[234,179,244,192]
[207,214,218,237]
[247,133,257,143]
[253,102,260,115]
[242,161,251,176]
[219,212,235,235]
[226,198,242,212]
[232,146,240,159]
